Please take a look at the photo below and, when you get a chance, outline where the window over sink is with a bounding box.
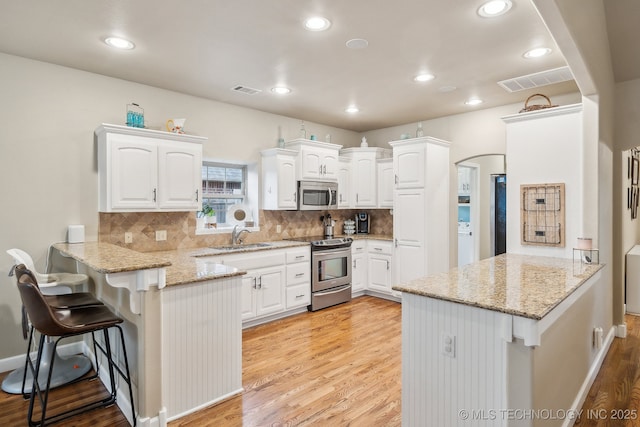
[197,161,258,234]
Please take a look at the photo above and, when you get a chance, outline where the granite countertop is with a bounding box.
[53,240,310,287]
[392,253,604,320]
[53,242,171,274]
[346,234,392,241]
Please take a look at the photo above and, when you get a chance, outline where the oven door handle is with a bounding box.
[327,187,333,208]
[313,284,351,297]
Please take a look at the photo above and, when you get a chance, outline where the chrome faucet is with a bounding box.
[232,225,251,245]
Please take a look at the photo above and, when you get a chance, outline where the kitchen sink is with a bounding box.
[210,242,273,251]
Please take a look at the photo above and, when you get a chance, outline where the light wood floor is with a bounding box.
[171,296,402,426]
[3,299,640,426]
[577,314,640,426]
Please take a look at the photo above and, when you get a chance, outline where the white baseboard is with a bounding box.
[562,326,615,427]
[616,323,627,338]
[0,341,84,374]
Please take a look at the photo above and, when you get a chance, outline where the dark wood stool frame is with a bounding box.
[14,264,136,427]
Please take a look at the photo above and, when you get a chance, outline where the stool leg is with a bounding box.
[115,325,136,427]
[102,329,117,400]
[20,325,35,398]
[26,333,46,427]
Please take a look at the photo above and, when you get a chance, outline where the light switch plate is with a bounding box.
[156,230,167,241]
[124,232,133,244]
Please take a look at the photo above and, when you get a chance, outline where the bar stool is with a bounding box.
[3,249,102,395]
[14,264,136,426]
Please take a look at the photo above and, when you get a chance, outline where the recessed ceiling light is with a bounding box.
[346,38,369,49]
[465,98,484,106]
[304,17,331,31]
[478,0,513,17]
[104,36,135,50]
[523,47,552,58]
[345,106,359,114]
[414,73,435,82]
[271,86,291,95]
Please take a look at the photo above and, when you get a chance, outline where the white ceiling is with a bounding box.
[1,0,619,133]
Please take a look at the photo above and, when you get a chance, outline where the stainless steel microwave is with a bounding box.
[297,181,338,210]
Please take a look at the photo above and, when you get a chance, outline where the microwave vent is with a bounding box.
[497,66,574,92]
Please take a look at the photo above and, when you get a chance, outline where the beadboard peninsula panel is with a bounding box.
[161,276,243,420]
[402,293,509,426]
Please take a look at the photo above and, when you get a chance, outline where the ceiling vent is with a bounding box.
[497,66,574,92]
[232,85,262,95]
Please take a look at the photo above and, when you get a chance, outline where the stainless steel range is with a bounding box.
[290,236,353,311]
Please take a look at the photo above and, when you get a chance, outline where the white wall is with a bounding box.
[0,52,359,359]
[504,105,583,258]
[362,93,582,267]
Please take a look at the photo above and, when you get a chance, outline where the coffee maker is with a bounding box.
[355,212,370,234]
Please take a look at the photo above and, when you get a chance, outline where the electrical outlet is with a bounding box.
[124,232,133,244]
[442,332,456,358]
[156,230,167,241]
[276,224,282,233]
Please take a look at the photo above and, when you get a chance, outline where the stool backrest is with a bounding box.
[7,249,49,283]
[14,264,69,337]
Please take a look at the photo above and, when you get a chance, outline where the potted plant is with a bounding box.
[199,205,216,228]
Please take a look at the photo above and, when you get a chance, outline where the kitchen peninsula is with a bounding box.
[393,254,605,427]
[51,242,249,426]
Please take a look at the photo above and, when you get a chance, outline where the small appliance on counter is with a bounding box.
[321,214,335,238]
[343,219,355,235]
[355,212,370,234]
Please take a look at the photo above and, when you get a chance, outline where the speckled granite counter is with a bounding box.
[53,240,310,286]
[153,240,309,286]
[392,253,604,320]
[53,242,171,273]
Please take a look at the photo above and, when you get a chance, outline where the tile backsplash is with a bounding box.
[99,209,393,252]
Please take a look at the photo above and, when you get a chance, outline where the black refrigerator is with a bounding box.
[490,174,507,256]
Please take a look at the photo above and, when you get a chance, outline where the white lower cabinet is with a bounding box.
[367,240,393,295]
[351,240,367,295]
[350,239,397,299]
[285,248,311,309]
[203,246,310,325]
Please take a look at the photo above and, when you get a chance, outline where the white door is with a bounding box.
[456,163,479,267]
[256,266,285,317]
[368,254,391,293]
[377,160,394,208]
[338,159,352,208]
[353,156,376,207]
[351,244,367,293]
[322,151,339,180]
[158,142,202,210]
[241,273,257,320]
[394,188,426,284]
[110,137,158,210]
[394,144,425,189]
[300,149,322,180]
[277,155,297,209]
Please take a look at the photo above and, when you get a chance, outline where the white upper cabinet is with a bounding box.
[393,142,426,189]
[261,148,298,210]
[158,142,202,210]
[97,124,205,212]
[285,139,342,182]
[340,147,389,208]
[338,157,352,208]
[377,158,394,208]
